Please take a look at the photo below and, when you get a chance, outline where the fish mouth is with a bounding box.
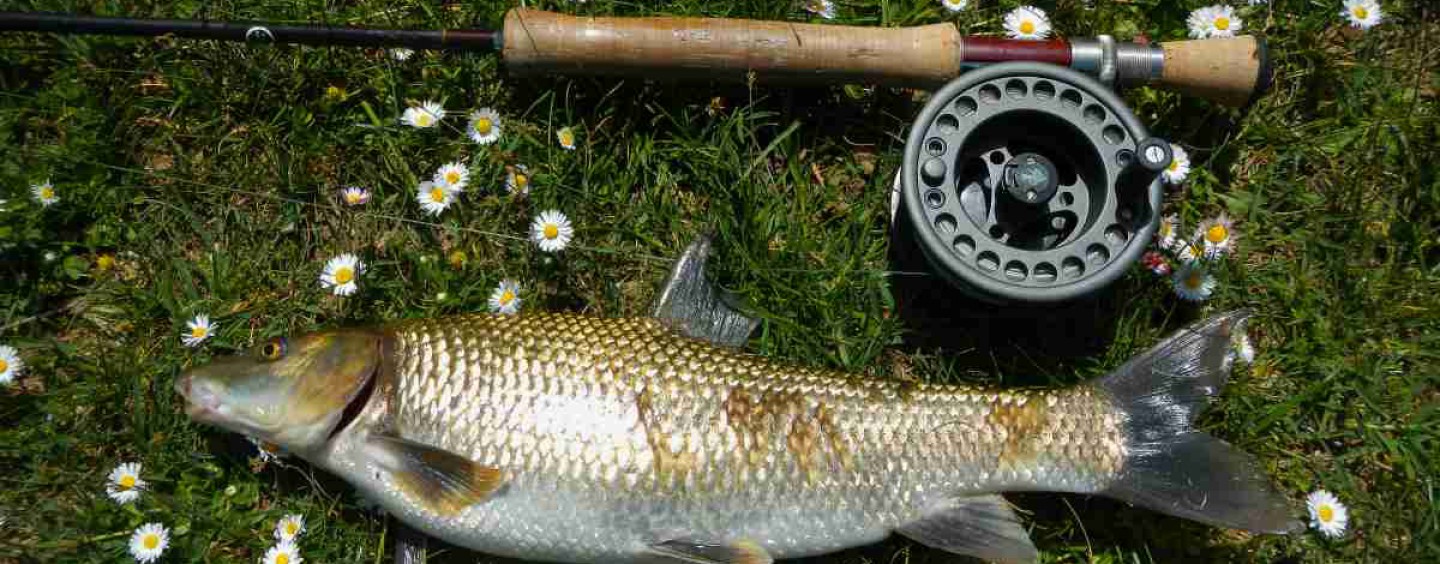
[174,372,219,421]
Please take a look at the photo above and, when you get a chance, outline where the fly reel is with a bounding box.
[898,62,1171,304]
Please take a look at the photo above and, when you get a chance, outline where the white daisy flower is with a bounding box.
[0,344,23,385]
[275,514,306,542]
[466,108,502,145]
[1307,490,1348,538]
[107,462,146,504]
[1176,241,1200,263]
[1195,212,1238,258]
[1232,331,1256,364]
[320,253,364,297]
[803,0,836,19]
[530,210,574,253]
[1341,0,1382,30]
[128,522,169,563]
[182,314,214,347]
[556,126,577,151]
[1187,5,1242,39]
[488,279,522,315]
[506,164,531,196]
[400,101,444,129]
[415,181,456,216]
[391,47,414,61]
[940,0,969,12]
[249,436,287,463]
[1003,6,1051,40]
[340,186,370,206]
[262,541,304,564]
[1172,262,1216,302]
[1162,144,1191,185]
[1157,213,1181,251]
[433,161,470,192]
[31,180,58,207]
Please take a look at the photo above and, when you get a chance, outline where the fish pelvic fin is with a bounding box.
[367,435,504,517]
[896,494,1038,564]
[1094,310,1300,534]
[644,537,773,564]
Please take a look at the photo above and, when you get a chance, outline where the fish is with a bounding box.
[174,237,1297,563]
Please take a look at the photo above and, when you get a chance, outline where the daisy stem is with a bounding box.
[29,529,130,549]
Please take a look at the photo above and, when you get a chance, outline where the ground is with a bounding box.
[0,0,1436,562]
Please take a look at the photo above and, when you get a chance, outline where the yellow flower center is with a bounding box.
[1352,7,1368,19]
[345,191,362,204]
[40,186,54,199]
[119,475,136,490]
[334,267,354,285]
[445,171,461,185]
[1159,223,1173,238]
[515,174,528,188]
[1186,273,1203,289]
[0,359,9,373]
[559,130,573,146]
[1205,224,1229,244]
[190,326,207,339]
[429,187,447,203]
[1169,159,1181,171]
[416,113,432,127]
[1019,21,1035,35]
[1318,505,1334,522]
[276,553,290,564]
[500,290,515,305]
[1214,17,1230,30]
[142,534,159,550]
[286,522,299,535]
[543,224,559,240]
[97,255,116,271]
[476,118,492,134]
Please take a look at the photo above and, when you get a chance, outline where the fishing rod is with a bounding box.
[0,8,1271,107]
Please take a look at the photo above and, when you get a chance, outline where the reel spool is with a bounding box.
[898,62,1170,304]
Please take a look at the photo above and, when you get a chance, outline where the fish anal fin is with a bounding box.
[896,494,1038,564]
[652,234,758,348]
[645,538,773,564]
[368,435,504,517]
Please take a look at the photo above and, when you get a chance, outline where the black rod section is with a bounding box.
[0,11,499,52]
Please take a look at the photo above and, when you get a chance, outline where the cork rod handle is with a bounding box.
[1157,36,1271,108]
[501,8,962,87]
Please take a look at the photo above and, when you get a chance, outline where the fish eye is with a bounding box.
[258,338,287,361]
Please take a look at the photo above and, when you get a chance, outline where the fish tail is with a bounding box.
[1092,311,1300,534]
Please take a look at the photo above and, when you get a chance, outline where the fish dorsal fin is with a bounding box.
[652,234,758,348]
[896,494,1038,564]
[645,538,773,564]
[366,434,504,517]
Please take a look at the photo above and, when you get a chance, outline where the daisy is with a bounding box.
[1176,241,1200,263]
[275,514,306,542]
[415,181,456,216]
[0,344,23,385]
[1341,0,1382,30]
[391,47,414,61]
[1172,262,1216,302]
[803,0,836,19]
[249,436,287,463]
[401,101,444,129]
[1162,144,1191,185]
[340,186,371,206]
[1306,490,1348,538]
[530,210,574,253]
[319,253,363,297]
[31,179,58,207]
[556,126,577,150]
[940,0,969,12]
[433,161,470,192]
[106,462,146,505]
[506,164,531,195]
[1195,213,1238,258]
[1141,250,1172,276]
[489,279,522,315]
[128,523,169,563]
[1187,5,1242,39]
[262,541,303,564]
[1003,6,1051,40]
[182,314,214,347]
[95,253,116,272]
[1157,213,1181,251]
[466,108,502,145]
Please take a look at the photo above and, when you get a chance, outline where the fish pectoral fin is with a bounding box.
[652,233,758,348]
[896,494,1038,564]
[644,538,773,564]
[367,435,504,517]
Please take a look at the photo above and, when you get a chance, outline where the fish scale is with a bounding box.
[335,312,1126,561]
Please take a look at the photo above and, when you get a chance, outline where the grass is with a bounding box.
[0,0,1436,562]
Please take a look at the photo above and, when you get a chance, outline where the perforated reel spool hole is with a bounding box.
[899,62,1168,304]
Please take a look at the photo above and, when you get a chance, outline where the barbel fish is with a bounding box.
[175,238,1297,563]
